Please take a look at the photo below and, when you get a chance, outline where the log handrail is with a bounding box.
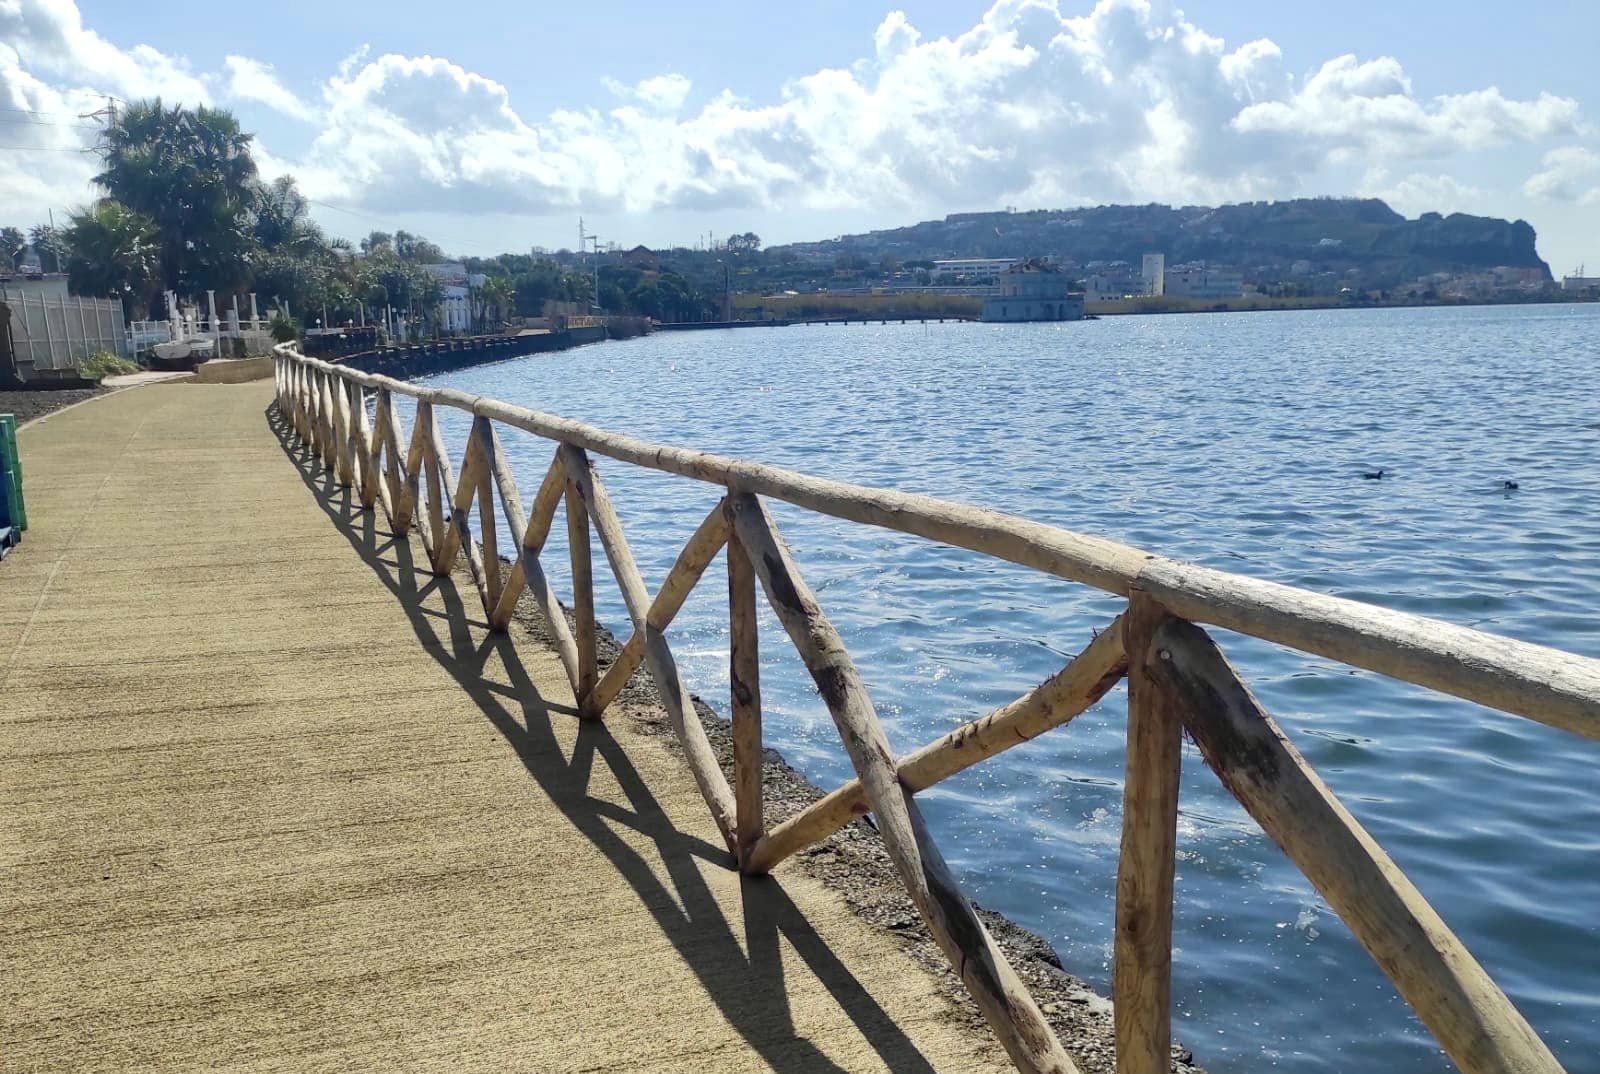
[273,346,1586,1074]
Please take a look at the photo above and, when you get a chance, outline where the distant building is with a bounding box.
[1561,275,1600,292]
[1142,253,1165,296]
[618,245,661,273]
[932,257,1018,283]
[421,263,479,334]
[1083,260,1142,302]
[980,260,1084,322]
[1164,261,1244,299]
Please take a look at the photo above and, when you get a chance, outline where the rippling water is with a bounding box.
[419,304,1600,1072]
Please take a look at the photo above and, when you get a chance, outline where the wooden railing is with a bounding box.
[272,345,1596,1074]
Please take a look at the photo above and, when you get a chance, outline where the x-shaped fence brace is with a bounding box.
[276,346,1595,1074]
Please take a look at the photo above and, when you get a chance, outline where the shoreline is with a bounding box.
[496,558,1201,1074]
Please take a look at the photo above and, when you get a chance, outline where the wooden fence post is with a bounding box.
[729,518,763,869]
[1114,590,1183,1074]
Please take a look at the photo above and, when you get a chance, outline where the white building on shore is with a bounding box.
[932,257,1019,283]
[1142,253,1165,296]
[980,260,1085,322]
[1164,261,1244,299]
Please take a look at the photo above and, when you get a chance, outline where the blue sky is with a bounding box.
[6,0,1599,271]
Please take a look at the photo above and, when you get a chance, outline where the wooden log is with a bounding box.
[589,502,730,716]
[430,414,492,612]
[350,382,378,511]
[746,614,1127,874]
[331,371,353,485]
[1113,591,1183,1074]
[474,419,501,610]
[1137,559,1600,742]
[566,476,599,710]
[488,451,566,631]
[470,395,1146,596]
[727,492,1078,1074]
[419,403,444,565]
[729,523,763,869]
[1147,616,1564,1074]
[284,351,1600,740]
[381,391,414,534]
[481,435,583,691]
[564,445,739,850]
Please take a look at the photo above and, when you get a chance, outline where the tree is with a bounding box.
[726,231,761,253]
[477,275,513,329]
[360,231,393,254]
[94,99,258,294]
[63,200,157,309]
[0,227,23,269]
[29,224,65,273]
[393,230,444,263]
[250,175,322,254]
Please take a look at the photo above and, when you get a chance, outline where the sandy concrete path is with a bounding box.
[0,382,1007,1073]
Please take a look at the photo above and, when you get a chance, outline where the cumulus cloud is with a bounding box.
[0,0,207,104]
[1234,55,1579,157]
[222,55,317,122]
[1523,146,1600,205]
[1361,169,1485,217]
[0,0,1589,231]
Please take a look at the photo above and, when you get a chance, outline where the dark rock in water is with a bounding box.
[1362,468,1385,480]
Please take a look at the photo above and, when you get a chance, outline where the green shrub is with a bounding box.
[269,311,298,343]
[80,350,140,380]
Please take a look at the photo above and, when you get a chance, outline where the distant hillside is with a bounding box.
[773,198,1549,287]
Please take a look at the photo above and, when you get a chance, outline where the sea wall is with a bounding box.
[340,326,609,380]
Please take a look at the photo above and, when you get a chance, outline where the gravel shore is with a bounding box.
[506,576,1201,1074]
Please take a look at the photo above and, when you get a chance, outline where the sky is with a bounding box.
[3,0,1598,272]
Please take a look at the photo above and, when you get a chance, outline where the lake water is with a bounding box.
[420,304,1600,1072]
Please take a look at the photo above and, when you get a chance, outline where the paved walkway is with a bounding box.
[1,382,1006,1073]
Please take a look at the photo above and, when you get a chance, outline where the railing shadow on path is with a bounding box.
[265,406,943,1074]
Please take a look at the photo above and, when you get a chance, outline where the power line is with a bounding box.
[0,143,97,153]
[304,197,507,256]
[0,115,99,130]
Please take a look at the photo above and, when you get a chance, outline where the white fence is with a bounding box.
[3,293,129,374]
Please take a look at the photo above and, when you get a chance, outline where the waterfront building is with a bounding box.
[980,260,1085,322]
[1083,260,1142,301]
[1561,275,1600,293]
[1142,253,1165,296]
[421,263,483,334]
[932,257,1019,283]
[1164,261,1245,299]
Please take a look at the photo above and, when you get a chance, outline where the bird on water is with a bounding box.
[1361,468,1385,480]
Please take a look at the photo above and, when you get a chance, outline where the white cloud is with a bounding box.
[0,0,207,104]
[222,55,316,122]
[1523,146,1600,205]
[603,73,692,113]
[0,0,1590,237]
[1361,170,1485,217]
[1233,55,1578,157]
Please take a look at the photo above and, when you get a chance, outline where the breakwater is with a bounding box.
[337,326,609,379]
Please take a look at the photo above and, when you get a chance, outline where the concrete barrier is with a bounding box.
[194,356,275,384]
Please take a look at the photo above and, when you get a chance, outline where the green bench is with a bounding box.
[0,414,24,557]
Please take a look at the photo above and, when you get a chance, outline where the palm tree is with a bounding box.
[250,175,323,255]
[94,99,258,294]
[62,201,157,311]
[480,275,514,330]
